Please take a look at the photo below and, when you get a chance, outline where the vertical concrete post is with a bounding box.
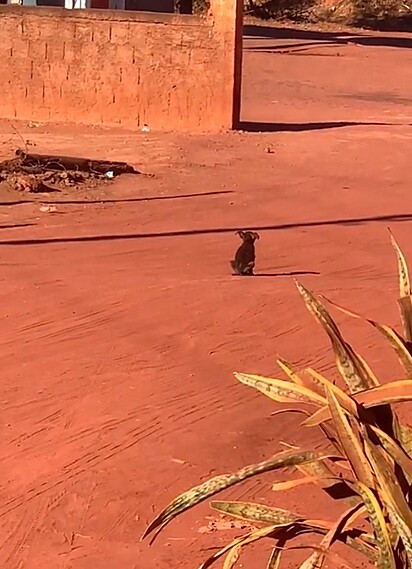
[209,0,243,129]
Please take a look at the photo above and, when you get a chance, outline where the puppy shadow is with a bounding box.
[255,270,320,277]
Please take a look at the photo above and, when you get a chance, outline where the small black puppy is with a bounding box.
[230,230,260,276]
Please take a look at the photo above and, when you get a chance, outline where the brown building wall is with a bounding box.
[0,2,242,131]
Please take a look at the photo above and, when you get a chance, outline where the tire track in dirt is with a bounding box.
[1,298,127,349]
[0,496,49,569]
[1,374,261,527]
[0,278,333,555]
[0,419,163,518]
[4,378,224,475]
[3,403,158,465]
[99,505,134,543]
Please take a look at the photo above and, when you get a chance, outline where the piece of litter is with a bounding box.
[28,121,40,128]
[141,124,151,133]
[171,457,186,465]
[39,205,57,213]
[105,170,114,179]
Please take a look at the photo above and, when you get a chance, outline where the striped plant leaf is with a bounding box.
[222,544,241,569]
[211,498,374,547]
[304,368,358,415]
[350,481,396,569]
[211,500,337,535]
[397,296,412,345]
[215,498,377,562]
[301,368,330,396]
[198,524,282,569]
[321,294,412,378]
[267,547,282,569]
[142,449,339,541]
[369,424,412,480]
[234,372,326,406]
[296,282,376,392]
[386,505,412,566]
[389,228,411,298]
[398,423,412,458]
[326,387,374,487]
[298,550,324,569]
[355,351,381,386]
[356,380,412,407]
[272,408,310,419]
[295,461,360,506]
[297,503,365,569]
[389,230,412,342]
[368,324,412,378]
[303,380,412,427]
[272,476,321,492]
[341,533,378,560]
[276,357,305,386]
[365,441,412,530]
[210,501,300,526]
[334,342,379,393]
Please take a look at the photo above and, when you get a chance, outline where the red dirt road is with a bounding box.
[0,24,412,569]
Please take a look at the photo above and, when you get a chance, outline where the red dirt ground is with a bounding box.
[0,22,412,569]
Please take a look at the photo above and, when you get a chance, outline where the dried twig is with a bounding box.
[10,124,28,153]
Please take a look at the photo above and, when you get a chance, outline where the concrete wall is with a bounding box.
[0,1,242,131]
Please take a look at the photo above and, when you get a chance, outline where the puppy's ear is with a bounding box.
[254,232,260,240]
[236,230,245,240]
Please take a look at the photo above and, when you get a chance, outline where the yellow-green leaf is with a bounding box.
[222,544,241,569]
[386,505,412,566]
[142,449,338,542]
[350,480,396,569]
[356,380,412,406]
[365,440,412,530]
[296,281,376,392]
[211,501,301,526]
[267,547,282,569]
[326,387,374,487]
[397,296,412,344]
[369,424,412,480]
[321,294,412,378]
[214,498,377,562]
[295,461,359,506]
[298,551,323,569]
[272,476,321,492]
[211,499,376,564]
[374,322,412,378]
[198,525,280,569]
[398,423,412,458]
[211,501,337,534]
[303,379,412,427]
[304,368,359,416]
[297,503,365,569]
[355,351,381,386]
[389,228,411,297]
[277,357,305,386]
[234,372,327,406]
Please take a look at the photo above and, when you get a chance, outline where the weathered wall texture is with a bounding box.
[0,1,242,131]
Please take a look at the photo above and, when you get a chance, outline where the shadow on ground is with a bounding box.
[244,25,412,49]
[254,270,321,277]
[0,223,37,229]
[237,120,398,132]
[0,190,233,207]
[2,213,412,246]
